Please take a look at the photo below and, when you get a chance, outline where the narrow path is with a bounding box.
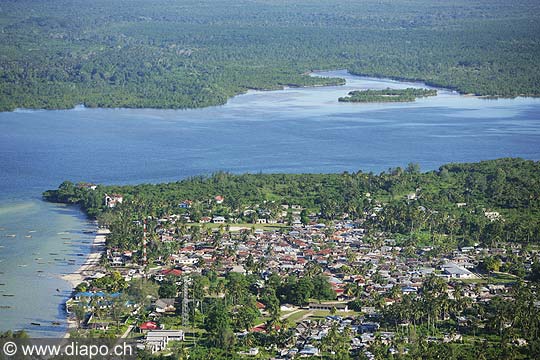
[121,324,135,338]
[251,307,303,329]
[281,308,304,321]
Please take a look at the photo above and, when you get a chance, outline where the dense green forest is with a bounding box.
[339,88,437,103]
[1,0,540,111]
[44,158,540,251]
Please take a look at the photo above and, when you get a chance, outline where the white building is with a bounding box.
[144,330,185,353]
[441,262,477,279]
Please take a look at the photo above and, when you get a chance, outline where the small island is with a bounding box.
[338,87,437,103]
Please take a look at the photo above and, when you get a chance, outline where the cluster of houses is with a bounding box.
[64,194,531,357]
[275,316,385,359]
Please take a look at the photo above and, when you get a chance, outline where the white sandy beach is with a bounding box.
[62,228,109,337]
[62,228,109,289]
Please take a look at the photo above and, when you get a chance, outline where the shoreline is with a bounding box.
[6,72,538,114]
[61,228,108,290]
[61,227,108,338]
[60,229,110,290]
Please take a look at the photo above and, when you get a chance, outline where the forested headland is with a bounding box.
[1,0,540,111]
[44,158,540,252]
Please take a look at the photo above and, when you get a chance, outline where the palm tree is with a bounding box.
[73,303,87,329]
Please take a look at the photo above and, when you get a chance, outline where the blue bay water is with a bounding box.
[0,70,540,335]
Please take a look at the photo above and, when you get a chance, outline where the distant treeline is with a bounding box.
[339,88,437,102]
[1,0,540,111]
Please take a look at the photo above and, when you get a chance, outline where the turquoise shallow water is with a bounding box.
[0,200,94,336]
[1,71,540,336]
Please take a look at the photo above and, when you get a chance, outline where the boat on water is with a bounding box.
[52,321,61,326]
[5,234,16,238]
[28,230,36,233]
[49,252,59,255]
[25,235,32,238]
[0,305,11,309]
[31,322,41,326]
[17,264,27,267]
[3,294,15,297]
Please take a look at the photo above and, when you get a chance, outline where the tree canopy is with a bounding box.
[1,0,539,111]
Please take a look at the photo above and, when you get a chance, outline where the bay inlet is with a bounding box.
[1,70,540,336]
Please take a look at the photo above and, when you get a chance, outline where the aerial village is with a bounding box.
[64,187,535,359]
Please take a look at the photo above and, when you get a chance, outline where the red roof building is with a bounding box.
[161,268,183,277]
[256,301,266,310]
[139,321,158,331]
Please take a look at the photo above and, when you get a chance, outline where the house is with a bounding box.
[212,216,226,224]
[144,330,185,353]
[87,319,111,330]
[215,195,224,204]
[229,265,246,275]
[402,286,418,294]
[159,268,183,279]
[280,304,295,311]
[484,211,501,221]
[299,345,319,356]
[441,262,477,279]
[110,256,124,267]
[139,321,159,332]
[78,183,97,190]
[104,194,123,208]
[308,302,348,312]
[155,298,176,313]
[179,200,192,209]
[238,348,259,356]
[72,291,121,301]
[361,307,377,315]
[359,322,380,333]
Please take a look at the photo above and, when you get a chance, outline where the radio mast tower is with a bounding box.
[142,219,148,265]
[182,277,190,326]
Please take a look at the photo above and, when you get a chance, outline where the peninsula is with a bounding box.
[42,158,540,359]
